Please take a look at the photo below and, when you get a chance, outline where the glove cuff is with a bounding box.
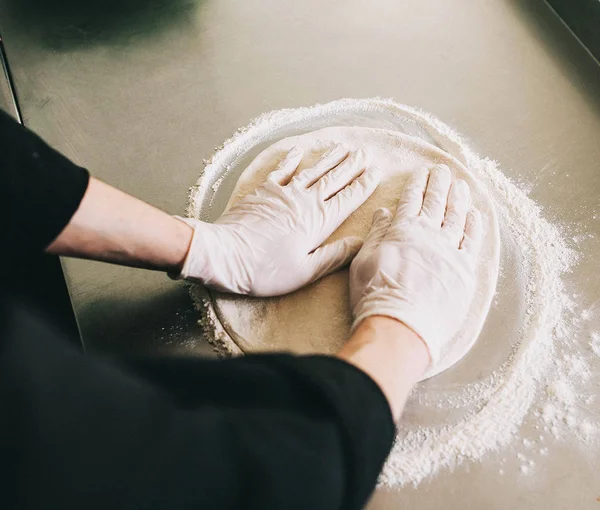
[168,216,210,283]
[352,298,441,366]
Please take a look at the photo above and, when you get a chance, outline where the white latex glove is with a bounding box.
[349,164,482,365]
[176,144,381,296]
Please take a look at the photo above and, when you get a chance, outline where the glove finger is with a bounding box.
[420,164,452,226]
[364,208,393,250]
[394,167,429,223]
[292,143,349,188]
[268,146,304,186]
[441,179,471,247]
[324,166,381,234]
[460,207,483,255]
[307,236,363,283]
[316,148,369,198]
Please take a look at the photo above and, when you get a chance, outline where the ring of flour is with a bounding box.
[186,98,576,486]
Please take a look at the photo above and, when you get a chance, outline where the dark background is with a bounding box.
[546,0,600,62]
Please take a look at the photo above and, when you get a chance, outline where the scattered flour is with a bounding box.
[591,332,600,357]
[186,98,598,487]
[211,175,225,193]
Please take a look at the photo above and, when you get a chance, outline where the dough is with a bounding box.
[208,127,499,380]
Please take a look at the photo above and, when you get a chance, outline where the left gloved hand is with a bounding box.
[174,144,380,296]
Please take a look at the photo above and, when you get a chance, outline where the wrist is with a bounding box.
[337,315,430,422]
[358,316,431,365]
[169,216,204,279]
[169,216,195,274]
[170,219,247,294]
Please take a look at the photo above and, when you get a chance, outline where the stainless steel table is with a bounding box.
[1,0,599,507]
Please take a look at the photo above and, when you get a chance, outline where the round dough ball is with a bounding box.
[209,127,499,380]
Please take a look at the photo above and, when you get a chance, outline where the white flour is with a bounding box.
[591,331,600,357]
[187,98,598,487]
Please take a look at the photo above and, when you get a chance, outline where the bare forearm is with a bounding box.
[337,316,430,422]
[47,177,193,273]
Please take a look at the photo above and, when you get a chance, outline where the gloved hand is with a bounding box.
[349,164,482,365]
[175,144,381,296]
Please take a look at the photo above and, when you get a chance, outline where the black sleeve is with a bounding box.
[0,109,90,266]
[1,302,395,510]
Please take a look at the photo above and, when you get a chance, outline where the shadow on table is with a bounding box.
[3,0,200,51]
[509,0,600,118]
[77,285,210,357]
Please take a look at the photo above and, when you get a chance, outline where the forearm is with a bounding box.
[46,177,193,273]
[337,316,430,421]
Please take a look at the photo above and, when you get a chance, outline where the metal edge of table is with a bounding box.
[0,33,21,121]
[545,0,600,63]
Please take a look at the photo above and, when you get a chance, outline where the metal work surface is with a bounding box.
[1,0,599,507]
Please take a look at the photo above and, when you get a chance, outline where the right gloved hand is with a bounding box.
[348,165,482,365]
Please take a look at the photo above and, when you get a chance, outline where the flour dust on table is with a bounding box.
[186,98,598,487]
